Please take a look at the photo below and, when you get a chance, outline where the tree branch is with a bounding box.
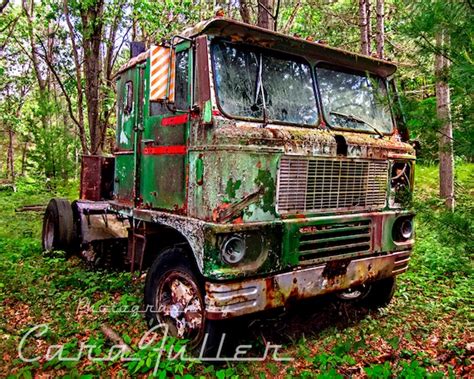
[36,36,88,154]
[257,1,278,21]
[111,24,132,71]
[273,0,281,31]
[282,1,301,34]
[63,0,87,154]
[420,33,453,63]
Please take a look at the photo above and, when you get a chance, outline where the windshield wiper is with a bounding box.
[329,111,384,137]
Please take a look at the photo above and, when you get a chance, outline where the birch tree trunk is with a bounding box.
[375,0,384,59]
[359,0,371,55]
[435,31,455,210]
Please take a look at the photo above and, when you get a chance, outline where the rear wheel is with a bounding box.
[336,277,396,309]
[336,284,370,301]
[42,198,76,253]
[144,247,222,354]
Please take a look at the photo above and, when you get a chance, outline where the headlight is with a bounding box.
[393,216,414,242]
[390,161,413,207]
[221,236,246,265]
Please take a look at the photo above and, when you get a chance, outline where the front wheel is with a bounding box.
[144,247,222,353]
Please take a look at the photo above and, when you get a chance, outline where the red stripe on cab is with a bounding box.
[143,145,187,155]
[161,114,189,126]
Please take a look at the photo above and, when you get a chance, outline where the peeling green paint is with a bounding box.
[225,178,242,200]
[254,169,277,216]
[203,100,213,124]
[195,156,204,184]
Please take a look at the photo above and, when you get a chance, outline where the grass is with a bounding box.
[0,164,472,378]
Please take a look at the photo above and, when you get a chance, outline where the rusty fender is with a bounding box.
[205,250,410,320]
[75,201,129,244]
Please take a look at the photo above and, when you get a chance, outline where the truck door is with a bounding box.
[114,66,140,203]
[140,42,191,211]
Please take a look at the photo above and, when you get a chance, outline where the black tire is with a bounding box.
[362,276,396,309]
[144,247,223,356]
[336,277,396,309]
[42,198,76,253]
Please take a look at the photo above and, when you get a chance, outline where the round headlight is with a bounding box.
[221,236,245,265]
[400,218,413,240]
[393,217,414,242]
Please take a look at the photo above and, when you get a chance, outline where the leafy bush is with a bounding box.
[413,199,473,278]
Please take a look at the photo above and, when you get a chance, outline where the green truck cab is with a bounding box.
[42,18,415,348]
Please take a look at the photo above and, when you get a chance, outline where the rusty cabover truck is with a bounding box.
[42,18,415,347]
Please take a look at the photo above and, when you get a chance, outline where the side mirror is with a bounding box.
[410,139,421,155]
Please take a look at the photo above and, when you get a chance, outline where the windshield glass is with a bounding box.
[211,41,318,125]
[315,65,393,134]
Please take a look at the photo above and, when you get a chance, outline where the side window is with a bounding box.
[174,50,189,110]
[124,81,133,114]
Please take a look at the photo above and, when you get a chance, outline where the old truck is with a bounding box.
[42,18,415,348]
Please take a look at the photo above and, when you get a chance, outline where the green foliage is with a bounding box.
[365,362,392,378]
[399,0,474,161]
[402,96,439,163]
[412,165,473,278]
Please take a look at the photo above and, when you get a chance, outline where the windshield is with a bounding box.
[211,41,319,125]
[315,65,393,134]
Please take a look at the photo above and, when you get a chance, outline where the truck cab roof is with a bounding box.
[183,17,397,78]
[117,17,397,79]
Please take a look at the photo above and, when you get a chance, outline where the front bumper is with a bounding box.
[205,249,410,320]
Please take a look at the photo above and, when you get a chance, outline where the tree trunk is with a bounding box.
[258,0,274,30]
[7,127,15,182]
[359,0,371,55]
[80,0,105,155]
[375,0,384,59]
[20,140,28,176]
[99,3,123,154]
[63,0,87,154]
[435,31,455,210]
[239,0,251,24]
[22,0,48,126]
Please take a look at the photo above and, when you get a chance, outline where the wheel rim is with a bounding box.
[155,270,205,345]
[337,284,370,300]
[43,214,55,251]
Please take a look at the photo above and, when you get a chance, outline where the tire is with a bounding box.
[362,276,396,309]
[144,247,223,356]
[336,277,396,309]
[42,198,76,253]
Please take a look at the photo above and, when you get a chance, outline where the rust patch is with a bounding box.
[322,259,351,279]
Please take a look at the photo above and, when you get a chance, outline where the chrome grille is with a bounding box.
[298,220,372,262]
[277,157,388,213]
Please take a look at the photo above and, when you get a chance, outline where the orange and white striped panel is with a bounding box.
[149,45,175,102]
